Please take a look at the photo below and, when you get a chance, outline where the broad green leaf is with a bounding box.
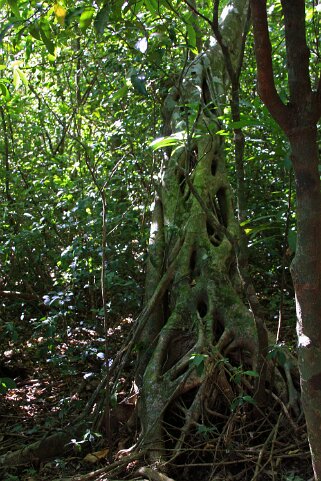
[94,3,110,34]
[150,132,186,150]
[144,0,158,14]
[65,7,85,27]
[216,129,229,136]
[243,370,259,378]
[189,353,208,376]
[7,0,20,18]
[186,23,197,50]
[0,82,10,100]
[29,25,41,40]
[229,118,260,129]
[112,85,128,101]
[40,28,55,55]
[306,7,314,20]
[79,7,95,30]
[16,68,28,87]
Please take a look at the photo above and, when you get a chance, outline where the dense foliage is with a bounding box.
[1,1,319,480]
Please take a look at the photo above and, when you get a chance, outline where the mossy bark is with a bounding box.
[136,0,262,463]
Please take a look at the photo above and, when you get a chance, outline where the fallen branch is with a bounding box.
[0,423,85,467]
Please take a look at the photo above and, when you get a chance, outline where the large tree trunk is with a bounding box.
[250,1,321,478]
[290,127,321,478]
[135,0,269,469]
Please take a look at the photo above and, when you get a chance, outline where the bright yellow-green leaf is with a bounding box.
[79,7,95,30]
[306,7,314,20]
[54,4,67,25]
[16,68,28,87]
[13,68,21,89]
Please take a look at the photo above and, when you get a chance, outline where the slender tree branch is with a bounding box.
[183,0,212,27]
[250,0,291,131]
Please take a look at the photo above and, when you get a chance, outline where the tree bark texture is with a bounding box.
[136,0,274,466]
[251,0,321,478]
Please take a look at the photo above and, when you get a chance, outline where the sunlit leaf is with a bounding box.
[150,132,186,150]
[13,68,21,89]
[54,4,67,25]
[16,68,28,87]
[79,7,95,30]
[229,118,260,129]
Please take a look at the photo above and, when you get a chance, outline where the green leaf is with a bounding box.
[13,68,21,89]
[112,84,128,101]
[40,28,55,55]
[229,118,260,129]
[130,74,147,96]
[186,23,196,50]
[150,132,185,150]
[65,7,85,27]
[0,377,17,394]
[243,370,259,378]
[242,395,256,405]
[0,82,10,100]
[144,0,158,14]
[29,25,41,40]
[54,4,67,25]
[94,3,110,34]
[189,353,208,376]
[230,395,256,412]
[79,7,95,30]
[12,67,28,89]
[7,0,20,18]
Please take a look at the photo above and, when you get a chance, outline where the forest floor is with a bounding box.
[0,314,314,481]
